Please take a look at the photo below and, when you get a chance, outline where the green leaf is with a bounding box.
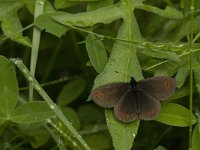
[11,101,54,124]
[54,0,84,9]
[105,110,139,150]
[60,107,81,130]
[0,56,18,122]
[85,34,107,73]
[1,9,32,47]
[0,0,24,19]
[138,46,180,62]
[192,115,200,150]
[156,103,197,127]
[175,65,189,88]
[52,5,122,27]
[35,12,69,37]
[137,5,183,19]
[84,131,112,150]
[78,104,105,124]
[18,123,50,148]
[57,79,86,106]
[193,58,200,94]
[87,0,113,11]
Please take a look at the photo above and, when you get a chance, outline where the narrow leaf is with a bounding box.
[86,34,107,73]
[57,79,86,106]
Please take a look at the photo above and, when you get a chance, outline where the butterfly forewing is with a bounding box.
[138,76,176,101]
[138,89,161,120]
[114,89,138,123]
[90,83,130,108]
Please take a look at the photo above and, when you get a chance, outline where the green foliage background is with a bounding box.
[0,0,200,150]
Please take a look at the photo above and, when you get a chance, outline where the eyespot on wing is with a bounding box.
[138,76,176,101]
[90,83,130,108]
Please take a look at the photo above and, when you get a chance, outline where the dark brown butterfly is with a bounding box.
[90,76,176,123]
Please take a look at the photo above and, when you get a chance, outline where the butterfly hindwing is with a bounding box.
[90,83,130,108]
[114,89,138,123]
[138,76,176,101]
[137,89,161,120]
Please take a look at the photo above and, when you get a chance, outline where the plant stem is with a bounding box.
[189,0,194,149]
[29,0,45,100]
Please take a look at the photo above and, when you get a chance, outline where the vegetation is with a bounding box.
[0,0,199,150]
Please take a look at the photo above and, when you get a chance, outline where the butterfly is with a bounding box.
[90,76,176,123]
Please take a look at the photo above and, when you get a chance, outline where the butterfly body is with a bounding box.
[90,76,176,123]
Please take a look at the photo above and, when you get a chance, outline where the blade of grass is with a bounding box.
[189,0,194,149]
[10,59,91,150]
[29,0,45,100]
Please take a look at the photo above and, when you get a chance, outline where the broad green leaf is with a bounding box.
[0,56,18,122]
[138,47,180,62]
[175,64,189,88]
[54,0,84,9]
[0,0,24,19]
[57,107,81,130]
[26,0,55,15]
[11,101,54,124]
[52,6,122,27]
[18,123,50,148]
[194,58,200,93]
[192,115,200,150]
[57,79,86,106]
[30,128,50,148]
[168,86,190,100]
[137,5,183,19]
[153,61,178,76]
[35,12,69,37]
[54,0,104,10]
[87,0,113,11]
[84,131,112,150]
[156,103,197,127]
[174,49,200,92]
[106,110,139,150]
[85,34,107,73]
[78,104,105,124]
[1,9,32,47]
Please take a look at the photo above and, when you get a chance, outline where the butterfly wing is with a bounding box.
[138,76,176,101]
[137,89,161,120]
[90,83,130,108]
[114,89,138,123]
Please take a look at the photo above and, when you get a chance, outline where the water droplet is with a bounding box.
[156,44,164,48]
[142,42,146,45]
[28,77,33,82]
[46,119,51,123]
[50,105,55,109]
[190,6,194,10]
[35,85,41,91]
[58,139,63,145]
[22,69,27,74]
[132,133,135,137]
[72,141,78,147]
[38,0,44,5]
